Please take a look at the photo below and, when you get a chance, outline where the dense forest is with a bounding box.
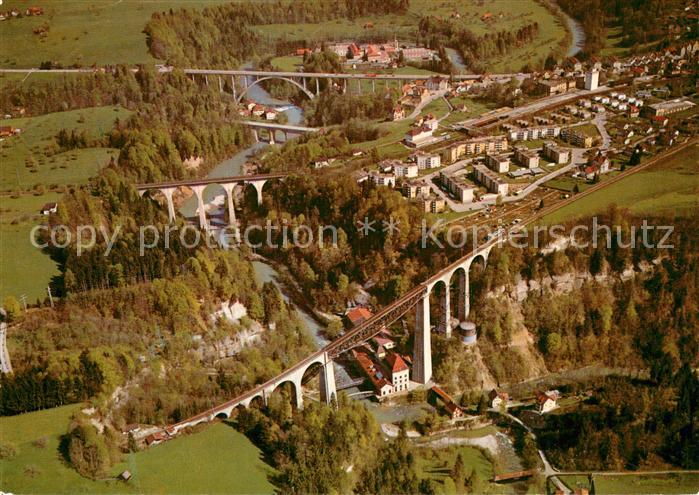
[416,17,542,72]
[234,394,485,494]
[538,372,699,470]
[557,0,688,57]
[144,0,411,67]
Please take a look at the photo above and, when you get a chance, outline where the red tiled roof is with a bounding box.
[346,306,373,325]
[386,353,409,373]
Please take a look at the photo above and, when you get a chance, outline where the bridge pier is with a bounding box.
[248,179,266,206]
[413,294,432,384]
[205,75,209,87]
[315,78,319,95]
[457,270,468,321]
[371,79,375,93]
[440,283,451,337]
[319,359,337,405]
[160,187,177,223]
[218,75,223,93]
[357,79,362,95]
[231,76,236,100]
[268,130,275,145]
[221,183,238,231]
[190,185,208,230]
[252,129,258,143]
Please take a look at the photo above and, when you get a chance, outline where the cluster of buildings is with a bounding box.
[578,152,610,180]
[0,6,43,21]
[238,100,280,121]
[350,325,412,399]
[394,77,451,121]
[506,124,560,142]
[317,41,439,68]
[403,113,442,147]
[441,135,509,163]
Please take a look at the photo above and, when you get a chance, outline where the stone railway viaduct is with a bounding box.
[166,238,496,434]
[136,173,287,230]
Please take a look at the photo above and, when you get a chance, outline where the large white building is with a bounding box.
[414,152,441,170]
[584,70,600,91]
[486,153,510,174]
[394,163,419,178]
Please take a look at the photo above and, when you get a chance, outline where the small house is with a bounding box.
[40,202,58,215]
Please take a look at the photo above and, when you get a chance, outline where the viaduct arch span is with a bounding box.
[166,239,497,434]
[136,173,286,230]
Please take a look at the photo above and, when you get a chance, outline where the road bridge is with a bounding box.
[136,173,286,230]
[239,120,319,144]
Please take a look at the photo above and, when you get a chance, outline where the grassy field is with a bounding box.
[415,444,504,492]
[0,404,276,494]
[0,0,229,68]
[0,192,62,302]
[0,106,130,190]
[543,144,699,224]
[559,473,699,494]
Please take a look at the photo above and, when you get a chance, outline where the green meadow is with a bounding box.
[0,0,228,68]
[543,144,699,224]
[0,106,131,300]
[1,106,130,191]
[559,473,699,494]
[0,192,62,302]
[0,404,276,494]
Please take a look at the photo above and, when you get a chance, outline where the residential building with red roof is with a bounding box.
[386,353,409,392]
[346,306,373,327]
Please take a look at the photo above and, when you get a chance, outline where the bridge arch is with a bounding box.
[236,76,315,103]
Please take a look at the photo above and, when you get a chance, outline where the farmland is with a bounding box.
[0,192,62,302]
[0,106,130,191]
[0,0,228,68]
[0,404,276,494]
[543,143,699,224]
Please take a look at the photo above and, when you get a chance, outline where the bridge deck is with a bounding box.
[239,120,319,132]
[136,173,287,191]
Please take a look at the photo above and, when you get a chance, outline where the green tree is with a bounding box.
[2,296,21,321]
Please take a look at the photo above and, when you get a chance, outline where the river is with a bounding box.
[445,6,586,72]
[560,5,586,57]
[185,74,353,387]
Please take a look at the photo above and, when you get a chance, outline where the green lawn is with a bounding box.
[415,445,503,492]
[0,192,62,302]
[0,106,130,191]
[0,405,276,494]
[0,0,229,68]
[559,473,699,495]
[543,144,699,224]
